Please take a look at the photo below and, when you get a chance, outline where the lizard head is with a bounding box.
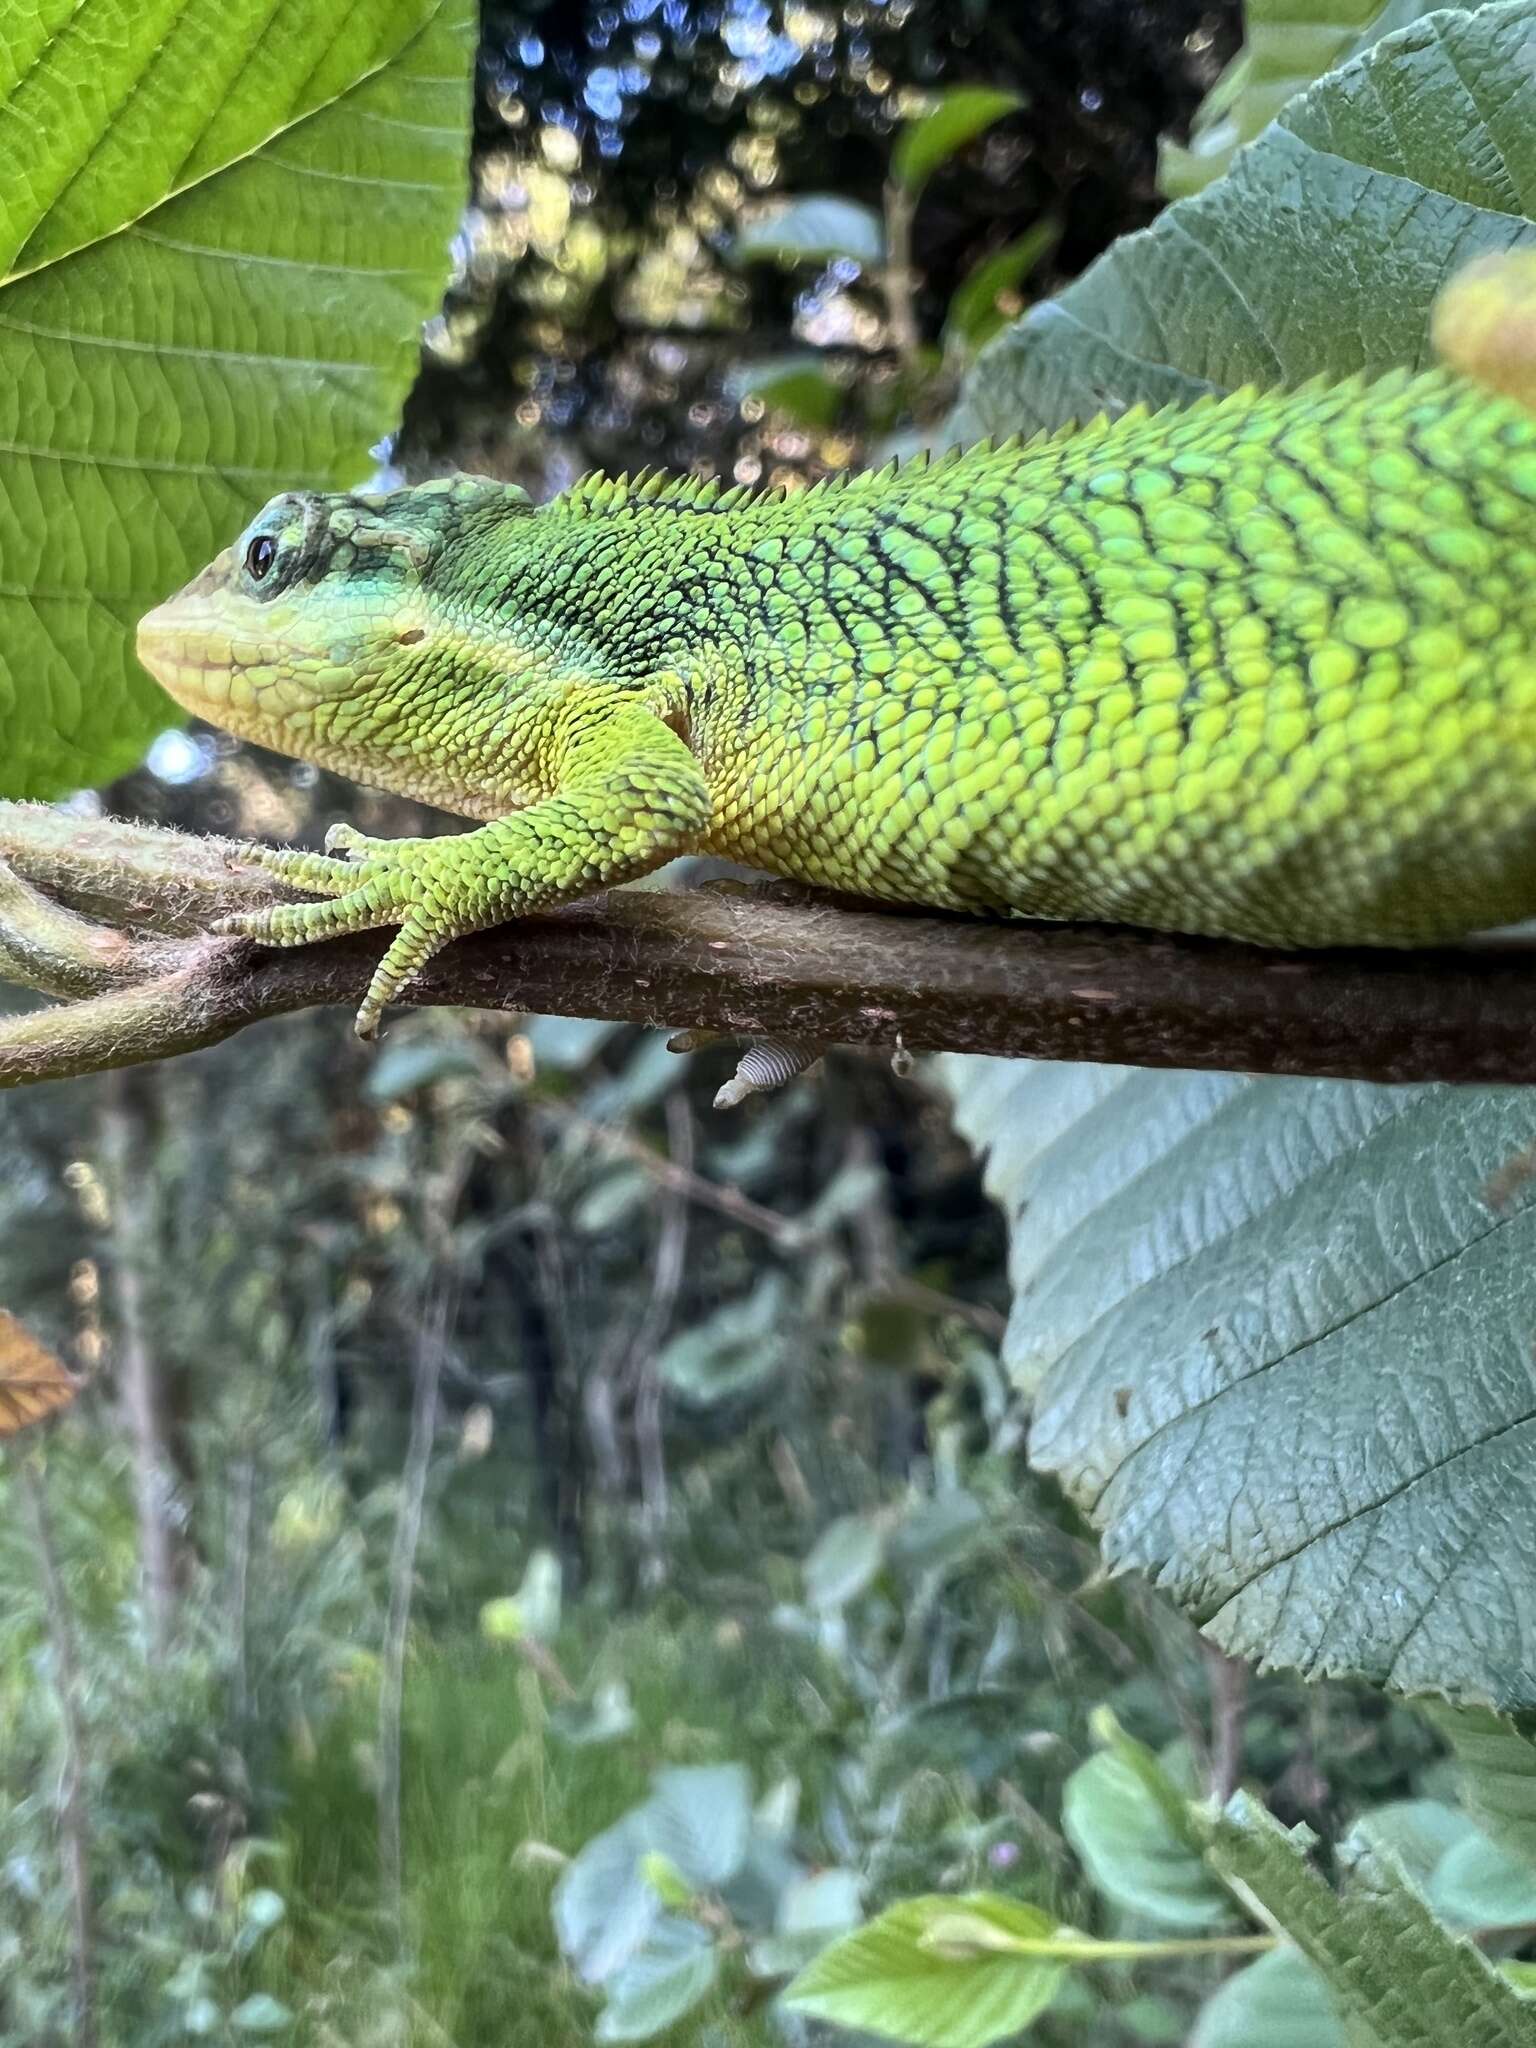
[136,475,545,803]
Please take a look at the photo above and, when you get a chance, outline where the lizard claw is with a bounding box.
[323,821,388,859]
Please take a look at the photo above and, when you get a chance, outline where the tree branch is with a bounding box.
[3,799,1536,1090]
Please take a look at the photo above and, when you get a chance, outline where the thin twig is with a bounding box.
[558,1108,800,1242]
[378,1288,448,1946]
[877,1274,1006,1342]
[1204,1643,1251,1807]
[514,1635,578,1703]
[100,1072,177,1656]
[18,1455,99,2048]
[550,1107,1005,1337]
[228,1451,255,1735]
[630,1094,692,1583]
[882,182,923,375]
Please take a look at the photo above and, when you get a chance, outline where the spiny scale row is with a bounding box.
[556,370,1453,522]
[562,437,1025,517]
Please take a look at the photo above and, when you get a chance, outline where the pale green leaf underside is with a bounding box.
[947,1063,1536,1706]
[732,195,887,269]
[965,0,1536,438]
[0,0,434,280]
[0,4,470,799]
[594,1919,719,2043]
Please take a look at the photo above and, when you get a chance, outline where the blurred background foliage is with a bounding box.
[8,3,1532,2046]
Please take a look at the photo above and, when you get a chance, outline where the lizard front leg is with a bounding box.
[217,696,712,1038]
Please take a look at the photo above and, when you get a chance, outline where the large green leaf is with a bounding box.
[965,0,1536,439]
[947,1064,1536,1705]
[1338,1798,1536,1932]
[553,1811,663,1986]
[1431,1834,1536,1932]
[943,0,1536,1710]
[0,0,470,799]
[645,1765,753,1891]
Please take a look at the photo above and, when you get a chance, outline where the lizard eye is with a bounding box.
[244,534,278,583]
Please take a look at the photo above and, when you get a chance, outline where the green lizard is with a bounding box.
[136,278,1536,1040]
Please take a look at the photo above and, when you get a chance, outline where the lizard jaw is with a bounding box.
[136,577,375,744]
[137,600,294,743]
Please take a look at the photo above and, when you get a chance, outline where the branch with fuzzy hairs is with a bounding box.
[2,799,1535,1092]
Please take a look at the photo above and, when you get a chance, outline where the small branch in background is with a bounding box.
[881,1560,950,1712]
[7,802,1536,1089]
[882,180,924,374]
[628,1092,692,1586]
[1204,1643,1251,1807]
[554,1108,799,1245]
[513,1634,578,1703]
[100,1071,178,1657]
[845,1125,925,1477]
[878,1274,1006,1344]
[584,1095,692,1581]
[581,1278,628,1502]
[377,1287,449,1948]
[227,1451,256,1736]
[18,1454,99,2048]
[769,1433,817,1523]
[376,1093,483,1939]
[552,1106,1003,1336]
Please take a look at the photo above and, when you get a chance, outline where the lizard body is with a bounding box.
[137,360,1536,1037]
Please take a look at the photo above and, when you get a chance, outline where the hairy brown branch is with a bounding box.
[3,800,1536,1090]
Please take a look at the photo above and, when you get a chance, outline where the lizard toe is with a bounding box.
[214,884,397,949]
[235,843,366,896]
[354,913,447,1039]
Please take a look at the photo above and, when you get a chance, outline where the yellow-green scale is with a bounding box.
[532,365,1536,945]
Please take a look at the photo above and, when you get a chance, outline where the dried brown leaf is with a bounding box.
[0,1310,77,1436]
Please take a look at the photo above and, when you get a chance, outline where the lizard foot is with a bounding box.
[214,835,494,1041]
